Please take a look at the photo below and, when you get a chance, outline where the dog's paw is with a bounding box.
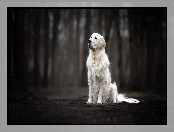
[113,100,121,103]
[113,101,119,103]
[86,99,92,104]
[97,100,102,104]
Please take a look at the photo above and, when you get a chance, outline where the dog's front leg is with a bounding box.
[86,70,92,104]
[86,84,92,104]
[92,85,100,104]
[97,86,102,104]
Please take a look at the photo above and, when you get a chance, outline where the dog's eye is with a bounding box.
[95,37,97,39]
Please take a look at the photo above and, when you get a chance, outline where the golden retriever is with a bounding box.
[86,33,139,104]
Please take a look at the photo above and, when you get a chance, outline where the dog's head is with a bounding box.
[88,33,106,51]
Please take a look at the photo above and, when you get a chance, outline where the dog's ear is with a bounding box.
[99,36,106,50]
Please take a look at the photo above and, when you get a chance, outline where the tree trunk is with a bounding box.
[43,10,49,87]
[97,9,103,34]
[114,9,123,89]
[104,10,114,54]
[81,9,91,86]
[33,9,41,87]
[128,9,138,90]
[75,9,80,86]
[51,9,60,87]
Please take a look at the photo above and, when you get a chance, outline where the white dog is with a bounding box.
[86,33,139,104]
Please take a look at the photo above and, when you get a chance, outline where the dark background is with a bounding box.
[8,8,167,96]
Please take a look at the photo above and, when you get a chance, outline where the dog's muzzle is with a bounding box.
[88,40,95,50]
[88,40,92,48]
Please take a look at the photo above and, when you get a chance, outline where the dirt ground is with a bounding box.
[8,88,167,125]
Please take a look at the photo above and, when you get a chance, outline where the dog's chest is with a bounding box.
[91,57,102,68]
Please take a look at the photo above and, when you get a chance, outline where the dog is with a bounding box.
[86,33,139,104]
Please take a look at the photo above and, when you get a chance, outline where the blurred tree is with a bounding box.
[50,9,60,87]
[75,9,81,86]
[81,9,91,86]
[114,9,123,89]
[128,9,140,90]
[33,9,41,87]
[97,9,103,34]
[43,10,49,87]
[104,9,114,54]
[67,9,75,86]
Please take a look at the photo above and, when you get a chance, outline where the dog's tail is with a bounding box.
[112,82,140,103]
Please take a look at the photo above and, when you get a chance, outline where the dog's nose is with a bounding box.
[88,40,91,48]
[88,43,91,47]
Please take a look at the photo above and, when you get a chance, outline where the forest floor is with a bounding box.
[8,87,167,125]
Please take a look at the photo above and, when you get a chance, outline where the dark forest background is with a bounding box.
[8,8,167,95]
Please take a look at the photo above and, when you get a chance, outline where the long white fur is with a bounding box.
[86,33,140,104]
